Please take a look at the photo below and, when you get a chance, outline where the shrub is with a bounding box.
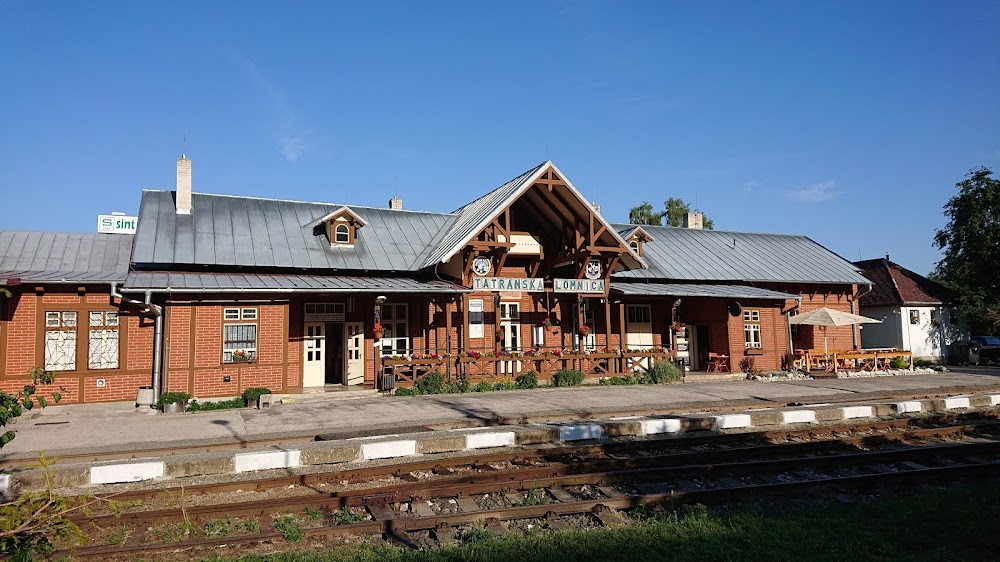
[889,356,909,369]
[645,361,682,384]
[552,369,584,387]
[600,376,638,385]
[495,380,516,391]
[739,357,763,377]
[453,377,472,393]
[913,358,936,368]
[474,381,495,393]
[186,397,245,412]
[394,387,416,396]
[414,372,446,394]
[515,371,538,389]
[157,392,190,405]
[241,387,272,402]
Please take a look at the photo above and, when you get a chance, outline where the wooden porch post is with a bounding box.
[445,295,453,381]
[604,298,612,349]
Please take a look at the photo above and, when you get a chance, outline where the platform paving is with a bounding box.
[2,371,999,460]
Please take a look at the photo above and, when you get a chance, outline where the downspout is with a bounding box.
[111,283,164,406]
[851,283,873,350]
[786,296,802,357]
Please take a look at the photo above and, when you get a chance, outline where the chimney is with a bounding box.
[389,196,403,210]
[683,211,703,229]
[175,154,192,215]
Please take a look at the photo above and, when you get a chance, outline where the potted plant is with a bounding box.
[373,323,385,340]
[496,326,506,341]
[158,391,190,414]
[242,387,272,408]
[579,325,591,337]
[230,349,255,363]
[542,317,553,328]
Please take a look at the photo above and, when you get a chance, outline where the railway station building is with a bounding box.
[0,157,872,404]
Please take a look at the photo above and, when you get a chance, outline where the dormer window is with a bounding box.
[623,226,653,258]
[629,239,640,255]
[334,223,350,244]
[316,206,367,248]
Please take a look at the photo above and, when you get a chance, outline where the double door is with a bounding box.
[303,321,364,386]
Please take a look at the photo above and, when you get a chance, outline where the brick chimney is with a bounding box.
[175,154,192,215]
[389,196,403,210]
[683,211,703,229]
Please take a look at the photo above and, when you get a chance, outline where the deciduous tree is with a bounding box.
[628,202,663,226]
[933,167,1000,333]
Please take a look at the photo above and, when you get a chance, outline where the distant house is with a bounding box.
[854,257,967,361]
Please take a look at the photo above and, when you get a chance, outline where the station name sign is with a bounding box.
[97,214,138,234]
[473,277,606,294]
[473,277,545,292]
[553,278,605,294]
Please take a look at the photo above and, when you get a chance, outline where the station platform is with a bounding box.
[4,369,998,461]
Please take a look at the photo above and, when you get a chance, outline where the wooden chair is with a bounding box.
[707,353,729,372]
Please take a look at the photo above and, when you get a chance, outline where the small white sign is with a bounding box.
[97,214,138,234]
[473,277,545,292]
[552,278,606,294]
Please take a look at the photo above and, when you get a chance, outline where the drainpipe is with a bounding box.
[786,297,802,357]
[111,283,164,406]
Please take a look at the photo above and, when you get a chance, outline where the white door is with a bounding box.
[346,322,364,385]
[500,302,521,351]
[303,322,325,387]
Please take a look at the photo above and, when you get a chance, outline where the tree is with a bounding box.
[628,198,714,229]
[933,167,1000,333]
[628,201,663,226]
[1,368,64,448]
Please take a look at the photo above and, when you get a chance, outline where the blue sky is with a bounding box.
[1,1,997,276]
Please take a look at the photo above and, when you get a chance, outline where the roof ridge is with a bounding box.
[612,222,810,238]
[882,258,905,303]
[140,189,457,217]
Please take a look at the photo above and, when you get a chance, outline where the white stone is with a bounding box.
[943,397,971,410]
[895,401,922,413]
[990,395,1000,406]
[559,424,603,441]
[91,461,165,484]
[0,474,10,495]
[640,419,682,435]
[841,406,873,419]
[714,414,752,429]
[466,432,516,449]
[782,410,816,424]
[362,440,417,460]
[234,450,301,473]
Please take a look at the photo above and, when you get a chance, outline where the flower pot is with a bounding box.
[162,402,185,414]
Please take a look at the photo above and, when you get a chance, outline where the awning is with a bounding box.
[611,282,799,301]
[123,271,470,294]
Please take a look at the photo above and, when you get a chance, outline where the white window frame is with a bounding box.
[744,309,762,349]
[380,303,409,355]
[88,310,120,370]
[44,311,77,371]
[334,223,350,244]
[223,307,258,363]
[499,302,521,351]
[573,304,597,351]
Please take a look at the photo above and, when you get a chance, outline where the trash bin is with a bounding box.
[135,385,155,409]
[950,341,979,366]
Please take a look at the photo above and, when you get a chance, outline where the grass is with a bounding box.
[196,482,1000,561]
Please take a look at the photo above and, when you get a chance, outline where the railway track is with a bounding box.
[64,416,1000,559]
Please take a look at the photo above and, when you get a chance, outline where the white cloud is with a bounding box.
[743,180,760,192]
[278,136,308,162]
[790,180,841,203]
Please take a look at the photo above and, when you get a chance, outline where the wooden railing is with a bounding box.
[380,348,676,388]
[794,348,914,374]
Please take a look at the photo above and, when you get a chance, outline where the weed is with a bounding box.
[494,380,516,391]
[100,523,130,545]
[474,381,495,392]
[333,506,368,525]
[273,515,304,542]
[461,526,494,544]
[304,507,324,521]
[107,499,143,517]
[515,489,550,506]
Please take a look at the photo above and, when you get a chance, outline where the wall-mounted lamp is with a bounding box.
[376,295,387,305]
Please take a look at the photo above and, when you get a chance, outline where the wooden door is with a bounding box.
[303,322,326,387]
[346,322,365,385]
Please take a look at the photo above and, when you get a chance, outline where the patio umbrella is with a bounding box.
[788,307,881,355]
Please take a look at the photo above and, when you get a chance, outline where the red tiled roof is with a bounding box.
[854,258,955,306]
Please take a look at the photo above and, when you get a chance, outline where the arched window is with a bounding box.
[335,224,350,244]
[629,240,640,254]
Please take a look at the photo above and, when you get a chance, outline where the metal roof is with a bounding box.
[610,224,870,285]
[123,271,470,293]
[422,162,547,267]
[131,191,457,272]
[0,231,133,285]
[611,282,799,300]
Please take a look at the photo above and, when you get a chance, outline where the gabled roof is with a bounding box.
[422,161,642,269]
[0,231,133,285]
[854,258,955,306]
[124,271,469,293]
[316,206,367,226]
[610,224,870,285]
[131,191,456,272]
[618,225,655,242]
